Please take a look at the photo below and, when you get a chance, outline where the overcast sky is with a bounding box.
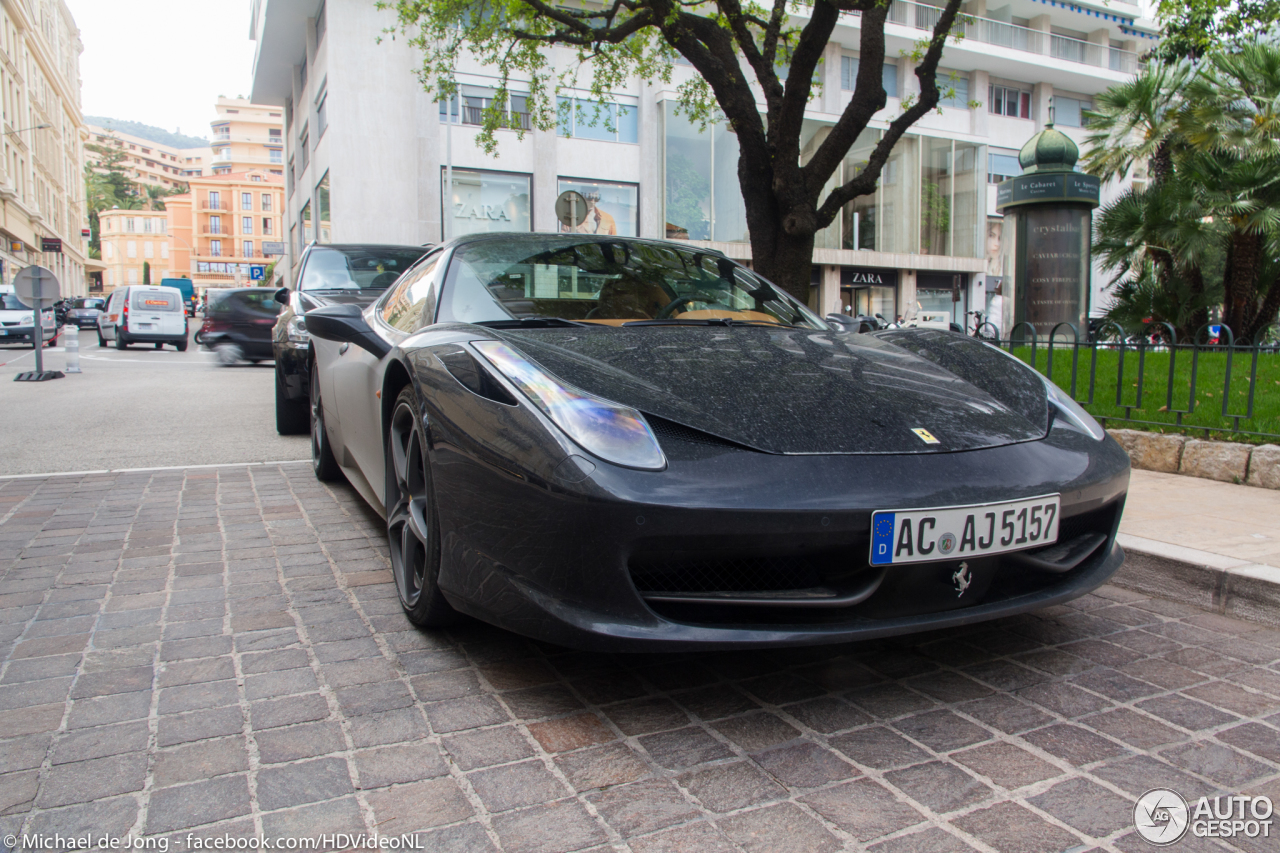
[64,0,257,142]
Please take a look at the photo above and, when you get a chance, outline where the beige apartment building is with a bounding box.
[85,125,206,188]
[0,0,91,296]
[208,97,284,177]
[166,168,285,293]
[97,208,169,292]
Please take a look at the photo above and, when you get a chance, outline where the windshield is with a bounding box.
[71,299,105,309]
[437,237,827,329]
[300,247,427,291]
[132,291,181,312]
[0,293,29,311]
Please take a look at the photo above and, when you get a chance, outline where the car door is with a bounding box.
[330,253,443,495]
[240,291,279,358]
[101,290,122,339]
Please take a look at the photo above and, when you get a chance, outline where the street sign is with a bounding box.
[262,241,286,256]
[250,266,265,281]
[13,265,63,382]
[41,237,62,253]
[9,240,22,253]
[555,190,588,229]
[81,227,91,238]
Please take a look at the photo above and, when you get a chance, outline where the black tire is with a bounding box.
[97,330,106,348]
[115,331,128,350]
[155,342,164,350]
[176,337,188,352]
[386,386,458,627]
[275,371,309,435]
[310,366,342,482]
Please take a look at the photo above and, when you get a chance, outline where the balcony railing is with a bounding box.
[808,0,1139,74]
[200,200,229,210]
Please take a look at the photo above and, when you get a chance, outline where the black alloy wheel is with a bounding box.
[309,366,341,481]
[97,330,106,347]
[115,331,128,350]
[385,387,457,627]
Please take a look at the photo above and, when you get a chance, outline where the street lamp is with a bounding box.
[3,123,51,136]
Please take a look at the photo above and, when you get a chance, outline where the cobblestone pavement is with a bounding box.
[2,463,1279,853]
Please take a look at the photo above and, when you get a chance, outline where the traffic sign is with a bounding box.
[555,190,588,229]
[12,265,62,382]
[250,266,265,281]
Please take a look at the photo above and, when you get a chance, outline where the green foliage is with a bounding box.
[143,261,151,285]
[664,152,709,240]
[1150,0,1280,64]
[1086,36,1280,343]
[920,181,950,253]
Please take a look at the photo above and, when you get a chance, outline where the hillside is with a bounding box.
[84,117,208,149]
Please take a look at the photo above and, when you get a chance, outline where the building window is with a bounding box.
[242,216,253,234]
[938,70,970,109]
[209,191,221,209]
[269,128,282,140]
[1054,96,1090,127]
[269,148,283,164]
[441,87,532,130]
[127,268,138,284]
[316,172,331,243]
[840,56,898,98]
[556,99,638,143]
[989,152,1021,184]
[314,0,326,44]
[441,168,532,239]
[241,192,252,210]
[142,219,153,233]
[300,200,312,244]
[287,157,295,196]
[210,240,222,257]
[127,241,137,258]
[990,85,1031,119]
[261,193,272,211]
[210,216,222,235]
[125,217,135,231]
[556,178,638,237]
[263,218,273,235]
[662,103,747,242]
[244,240,255,257]
[298,124,309,172]
[316,91,328,139]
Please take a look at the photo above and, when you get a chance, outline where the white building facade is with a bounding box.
[249,0,1158,323]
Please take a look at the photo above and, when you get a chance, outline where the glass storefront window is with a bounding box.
[712,121,748,243]
[663,105,712,240]
[442,169,532,238]
[841,132,919,254]
[921,137,952,255]
[316,172,331,244]
[557,99,639,143]
[557,178,638,237]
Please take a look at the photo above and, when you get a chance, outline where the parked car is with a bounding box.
[0,286,57,346]
[97,285,189,351]
[301,233,1130,651]
[65,297,107,329]
[272,242,431,434]
[199,288,281,365]
[160,277,198,317]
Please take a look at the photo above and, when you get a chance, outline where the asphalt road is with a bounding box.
[0,323,309,476]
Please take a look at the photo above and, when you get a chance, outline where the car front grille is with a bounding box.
[630,552,827,594]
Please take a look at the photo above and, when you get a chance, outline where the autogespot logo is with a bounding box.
[1135,788,1190,845]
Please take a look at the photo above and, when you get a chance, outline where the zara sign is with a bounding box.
[840,267,899,288]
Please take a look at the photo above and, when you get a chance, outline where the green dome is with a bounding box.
[1018,124,1079,174]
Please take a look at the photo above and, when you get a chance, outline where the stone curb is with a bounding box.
[1107,428,1280,488]
[1113,533,1280,628]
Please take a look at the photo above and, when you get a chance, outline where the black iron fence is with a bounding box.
[979,321,1280,443]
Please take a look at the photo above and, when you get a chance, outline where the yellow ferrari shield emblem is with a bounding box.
[912,428,940,445]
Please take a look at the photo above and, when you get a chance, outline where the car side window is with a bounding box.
[381,255,440,333]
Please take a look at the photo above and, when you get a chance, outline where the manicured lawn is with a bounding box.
[1009,345,1280,443]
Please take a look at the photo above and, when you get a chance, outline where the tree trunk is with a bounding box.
[1222,230,1262,339]
[752,228,818,308]
[1244,277,1280,344]
[1181,263,1208,343]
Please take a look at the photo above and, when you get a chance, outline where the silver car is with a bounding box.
[65,297,106,329]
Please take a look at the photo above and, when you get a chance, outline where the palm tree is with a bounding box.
[1082,62,1192,185]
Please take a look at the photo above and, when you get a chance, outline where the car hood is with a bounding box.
[0,309,32,321]
[496,326,1048,455]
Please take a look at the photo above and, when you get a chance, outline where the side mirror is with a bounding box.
[305,304,391,359]
[274,287,291,307]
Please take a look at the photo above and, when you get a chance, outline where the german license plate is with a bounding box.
[871,495,1060,566]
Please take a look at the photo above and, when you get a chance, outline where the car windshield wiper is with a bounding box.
[474,317,588,329]
[622,318,795,328]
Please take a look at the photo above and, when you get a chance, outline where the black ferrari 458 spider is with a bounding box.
[301,233,1129,651]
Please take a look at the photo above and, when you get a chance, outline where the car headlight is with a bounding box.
[1045,378,1106,441]
[19,313,32,325]
[472,340,667,471]
[287,316,310,343]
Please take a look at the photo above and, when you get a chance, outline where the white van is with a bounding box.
[97,285,189,351]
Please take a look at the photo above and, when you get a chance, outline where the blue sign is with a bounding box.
[871,512,896,565]
[249,265,266,281]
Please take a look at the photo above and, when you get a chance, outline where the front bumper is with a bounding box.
[428,419,1131,652]
[0,325,55,343]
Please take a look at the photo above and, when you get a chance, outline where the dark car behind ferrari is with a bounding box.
[273,242,430,434]
[199,288,281,365]
[65,298,106,328]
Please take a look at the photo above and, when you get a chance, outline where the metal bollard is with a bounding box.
[64,325,81,374]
